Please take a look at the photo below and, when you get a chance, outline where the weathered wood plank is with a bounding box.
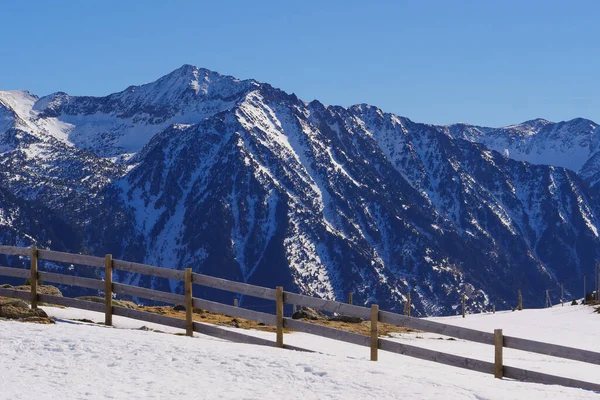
[378,338,493,375]
[105,254,113,327]
[112,283,185,305]
[371,304,379,361]
[191,273,277,300]
[184,268,193,337]
[37,249,104,268]
[379,311,495,345]
[37,272,104,291]
[192,322,313,353]
[113,307,187,330]
[494,329,503,379]
[37,294,106,313]
[112,259,185,281]
[0,246,30,257]
[276,286,284,348]
[192,297,277,326]
[194,322,276,346]
[30,246,38,309]
[504,365,600,392]
[283,292,372,320]
[0,287,30,300]
[0,266,30,279]
[503,335,600,366]
[284,318,371,347]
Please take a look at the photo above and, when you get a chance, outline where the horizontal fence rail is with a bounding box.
[284,318,371,347]
[192,297,277,326]
[112,283,185,305]
[0,266,29,279]
[503,366,600,393]
[37,249,105,268]
[0,287,30,301]
[379,311,495,345]
[0,246,30,257]
[378,338,494,374]
[0,244,599,394]
[503,335,600,366]
[38,271,105,291]
[113,259,185,281]
[284,292,372,320]
[192,272,277,300]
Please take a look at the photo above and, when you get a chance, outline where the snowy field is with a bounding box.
[0,304,599,399]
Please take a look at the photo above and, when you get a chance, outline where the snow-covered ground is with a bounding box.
[0,304,599,399]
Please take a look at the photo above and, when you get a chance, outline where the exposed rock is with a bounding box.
[329,315,363,324]
[173,304,186,312]
[292,307,329,321]
[139,326,164,333]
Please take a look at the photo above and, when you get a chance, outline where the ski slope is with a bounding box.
[0,304,598,399]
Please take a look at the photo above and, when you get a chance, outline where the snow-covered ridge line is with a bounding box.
[2,64,600,317]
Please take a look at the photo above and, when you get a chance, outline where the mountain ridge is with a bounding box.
[0,65,598,315]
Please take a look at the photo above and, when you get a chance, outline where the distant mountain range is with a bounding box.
[1,65,598,315]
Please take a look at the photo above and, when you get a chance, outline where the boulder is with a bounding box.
[292,307,328,321]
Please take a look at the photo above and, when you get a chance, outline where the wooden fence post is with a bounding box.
[518,289,523,311]
[492,305,495,314]
[233,298,238,307]
[462,293,466,318]
[185,268,193,337]
[371,304,379,361]
[276,286,284,348]
[348,292,353,305]
[293,304,297,313]
[104,254,113,326]
[494,329,503,378]
[404,293,411,317]
[30,246,38,309]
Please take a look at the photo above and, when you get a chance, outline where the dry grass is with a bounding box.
[1,294,418,337]
[137,306,285,332]
[137,305,418,337]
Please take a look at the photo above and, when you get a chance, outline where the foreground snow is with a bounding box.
[0,304,598,399]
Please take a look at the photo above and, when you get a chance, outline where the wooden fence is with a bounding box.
[0,245,599,393]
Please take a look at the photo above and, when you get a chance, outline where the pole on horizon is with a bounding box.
[561,283,564,307]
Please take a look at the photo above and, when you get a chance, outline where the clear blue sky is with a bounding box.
[2,1,599,127]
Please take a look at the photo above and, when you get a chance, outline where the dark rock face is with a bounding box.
[1,66,599,316]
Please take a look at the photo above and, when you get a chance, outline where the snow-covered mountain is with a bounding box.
[440,118,600,187]
[1,65,599,315]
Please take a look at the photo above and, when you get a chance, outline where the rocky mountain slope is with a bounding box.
[0,65,598,315]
